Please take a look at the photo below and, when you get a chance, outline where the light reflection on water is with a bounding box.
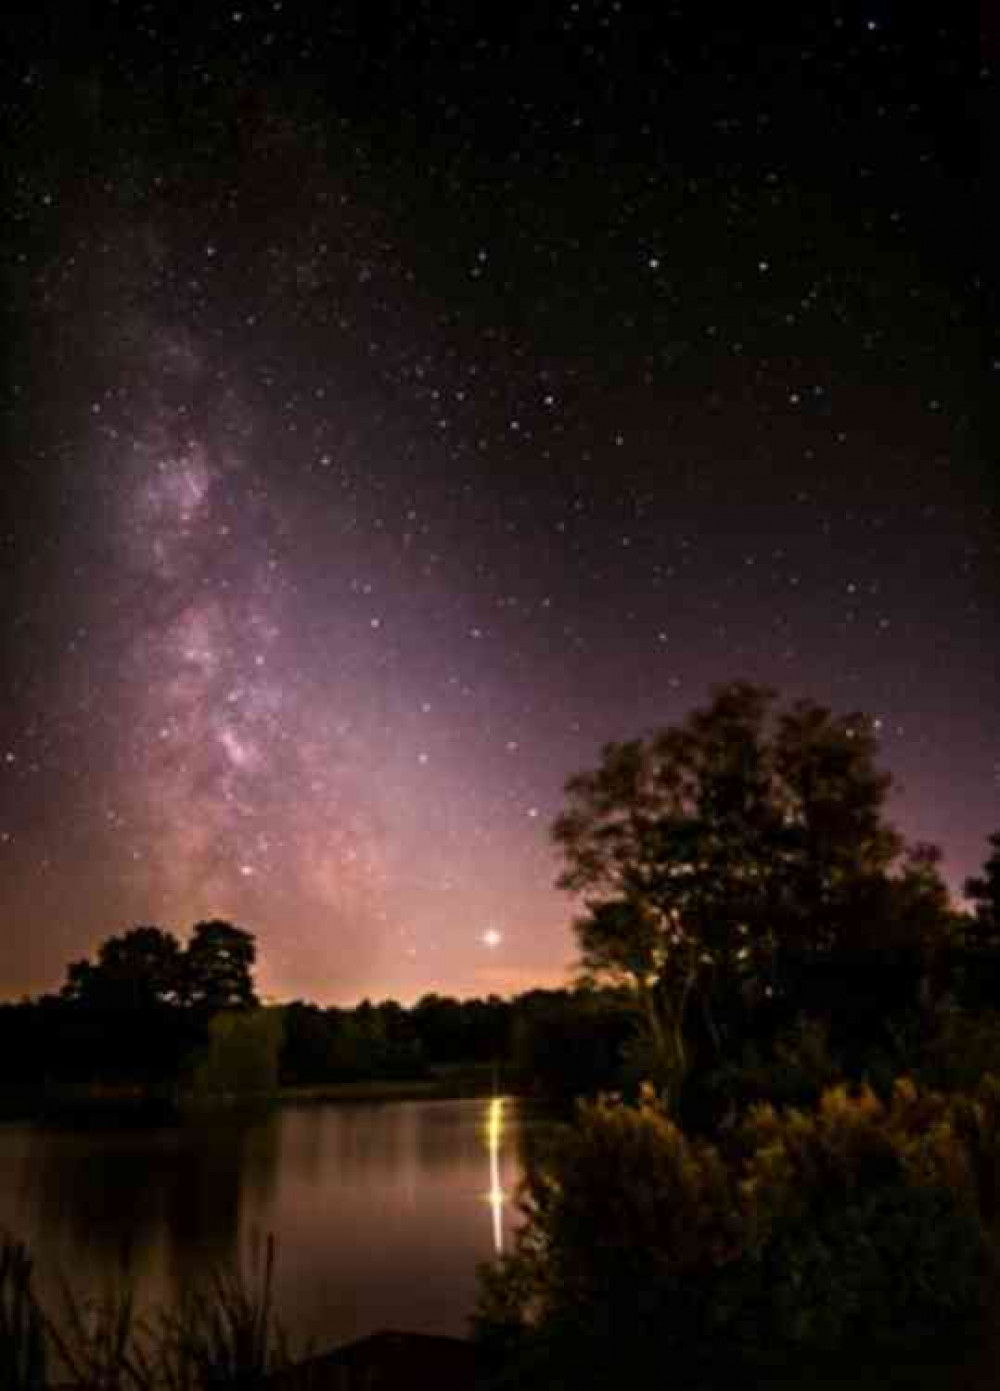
[486,1095,506,1255]
[0,1097,532,1348]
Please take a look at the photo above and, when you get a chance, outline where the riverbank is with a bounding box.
[0,1064,511,1124]
[278,1062,506,1105]
[277,1079,453,1104]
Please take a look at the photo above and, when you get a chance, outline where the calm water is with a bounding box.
[0,1097,536,1351]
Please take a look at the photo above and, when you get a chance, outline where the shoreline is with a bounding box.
[0,1072,512,1124]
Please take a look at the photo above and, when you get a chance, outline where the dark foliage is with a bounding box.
[966,831,1000,951]
[0,921,259,1104]
[508,989,637,1101]
[477,1081,1000,1389]
[0,1229,289,1389]
[552,683,961,1102]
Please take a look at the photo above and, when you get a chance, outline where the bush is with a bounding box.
[509,991,636,1101]
[703,1015,843,1121]
[476,1078,1000,1385]
[918,1006,1000,1094]
[188,1009,285,1100]
[728,1079,992,1351]
[476,1086,743,1386]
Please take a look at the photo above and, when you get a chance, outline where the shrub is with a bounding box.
[188,1009,285,1100]
[475,1087,746,1386]
[704,1015,842,1120]
[918,1006,1000,1094]
[476,1078,1000,1384]
[728,1079,991,1350]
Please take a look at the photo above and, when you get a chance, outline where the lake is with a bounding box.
[0,1096,538,1354]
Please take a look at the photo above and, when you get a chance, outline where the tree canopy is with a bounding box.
[184,919,258,1011]
[61,920,258,1013]
[552,682,954,1090]
[62,925,185,1010]
[965,831,1000,950]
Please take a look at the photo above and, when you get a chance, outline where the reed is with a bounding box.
[44,1246,155,1391]
[0,1230,291,1390]
[0,1232,48,1391]
[157,1234,290,1390]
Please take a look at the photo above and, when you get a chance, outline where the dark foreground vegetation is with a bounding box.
[0,1230,298,1391]
[3,683,1000,1387]
[476,1078,1000,1390]
[2,1228,488,1391]
[471,684,1000,1388]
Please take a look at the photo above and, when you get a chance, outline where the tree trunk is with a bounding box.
[637,971,694,1110]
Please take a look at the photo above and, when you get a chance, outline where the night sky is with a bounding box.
[1,4,993,1004]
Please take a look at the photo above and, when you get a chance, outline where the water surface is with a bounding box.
[0,1097,534,1350]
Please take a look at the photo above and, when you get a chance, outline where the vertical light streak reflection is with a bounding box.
[487,1095,505,1255]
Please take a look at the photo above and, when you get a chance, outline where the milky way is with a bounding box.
[114,339,386,954]
[74,307,560,1001]
[1,5,994,1002]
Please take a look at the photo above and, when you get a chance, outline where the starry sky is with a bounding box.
[1,3,993,1004]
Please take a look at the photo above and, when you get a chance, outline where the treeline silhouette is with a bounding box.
[0,920,268,1110]
[0,917,638,1110]
[3,919,1000,1121]
[280,986,648,1097]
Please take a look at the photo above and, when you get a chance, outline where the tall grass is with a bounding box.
[0,1233,47,1391]
[157,1235,289,1390]
[44,1242,157,1391]
[0,1230,291,1390]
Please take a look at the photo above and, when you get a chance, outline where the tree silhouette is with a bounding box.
[61,925,184,1010]
[552,682,950,1094]
[183,919,258,1011]
[965,832,1000,950]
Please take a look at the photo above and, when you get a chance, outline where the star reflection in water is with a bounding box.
[486,1095,506,1255]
